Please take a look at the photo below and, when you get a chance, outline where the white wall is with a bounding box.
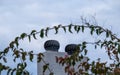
[37,51,67,75]
[37,51,88,75]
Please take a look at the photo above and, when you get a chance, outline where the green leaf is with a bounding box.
[20,33,27,39]
[33,34,37,39]
[7,69,12,75]
[37,53,44,62]
[118,44,120,54]
[24,62,27,68]
[74,25,80,33]
[23,71,29,75]
[30,30,36,35]
[4,47,9,54]
[58,24,61,28]
[11,68,16,75]
[72,60,76,66]
[3,57,7,63]
[106,30,110,38]
[99,28,103,34]
[77,26,80,33]
[13,50,19,57]
[17,63,20,69]
[20,48,23,51]
[22,52,27,61]
[95,45,97,49]
[15,37,20,42]
[62,26,66,33]
[54,26,59,34]
[101,43,104,48]
[90,27,94,35]
[45,27,49,37]
[68,24,73,33]
[16,70,22,75]
[43,64,49,73]
[9,42,14,49]
[40,29,44,38]
[74,25,77,31]
[29,53,34,62]
[84,49,88,55]
[81,26,84,32]
[96,29,99,35]
[28,35,31,42]
[14,41,19,48]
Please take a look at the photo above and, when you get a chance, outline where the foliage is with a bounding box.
[0,22,120,75]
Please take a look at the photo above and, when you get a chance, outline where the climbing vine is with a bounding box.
[0,22,120,75]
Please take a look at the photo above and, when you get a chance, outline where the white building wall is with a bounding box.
[37,51,88,75]
[37,51,68,75]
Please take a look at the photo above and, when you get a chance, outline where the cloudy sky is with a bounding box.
[0,0,120,75]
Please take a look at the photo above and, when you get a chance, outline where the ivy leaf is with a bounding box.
[84,49,88,55]
[15,37,19,43]
[33,34,37,39]
[96,29,99,35]
[4,47,9,54]
[74,25,80,33]
[28,35,31,42]
[106,30,110,38]
[62,26,66,33]
[30,30,36,35]
[43,64,49,73]
[54,26,59,34]
[29,53,34,62]
[11,68,16,75]
[37,53,44,62]
[90,27,94,35]
[22,52,27,61]
[77,26,80,33]
[16,70,22,75]
[7,69,12,75]
[40,29,44,38]
[72,60,76,66]
[58,24,62,28]
[24,62,27,68]
[118,44,120,54]
[45,27,49,37]
[81,26,84,32]
[20,33,27,40]
[14,40,19,48]
[95,45,97,49]
[9,41,14,49]
[68,24,73,33]
[74,25,77,31]
[3,57,7,63]
[29,52,34,62]
[23,71,29,75]
[13,50,19,57]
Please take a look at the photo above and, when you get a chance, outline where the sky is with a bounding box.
[0,0,120,75]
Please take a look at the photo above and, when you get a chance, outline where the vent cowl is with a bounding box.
[44,40,60,52]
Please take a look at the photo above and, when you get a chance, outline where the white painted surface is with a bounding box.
[37,51,88,75]
[37,51,67,75]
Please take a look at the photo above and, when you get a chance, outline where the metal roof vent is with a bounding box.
[65,44,79,55]
[44,40,60,52]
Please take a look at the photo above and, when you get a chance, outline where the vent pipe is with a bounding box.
[44,40,60,52]
[65,44,80,55]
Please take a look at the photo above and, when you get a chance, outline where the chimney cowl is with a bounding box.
[65,44,79,55]
[44,40,60,52]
